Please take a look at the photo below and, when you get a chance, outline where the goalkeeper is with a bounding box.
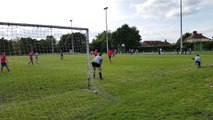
[92,53,103,80]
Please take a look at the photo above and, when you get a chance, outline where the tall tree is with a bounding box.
[0,37,13,54]
[90,31,112,52]
[58,32,86,53]
[111,24,141,51]
[46,35,56,53]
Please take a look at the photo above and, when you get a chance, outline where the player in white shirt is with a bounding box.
[194,54,201,68]
[91,53,103,79]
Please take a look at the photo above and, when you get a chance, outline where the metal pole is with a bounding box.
[180,0,183,54]
[104,7,109,52]
[70,20,74,54]
[51,28,54,54]
[85,29,91,88]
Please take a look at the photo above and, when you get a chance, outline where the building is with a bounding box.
[185,31,211,43]
[185,31,212,51]
[141,40,172,47]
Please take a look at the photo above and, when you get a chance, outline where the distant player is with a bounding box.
[107,49,113,63]
[1,52,10,72]
[193,54,201,68]
[34,52,39,63]
[93,49,98,57]
[28,51,34,65]
[92,53,103,80]
[60,50,63,60]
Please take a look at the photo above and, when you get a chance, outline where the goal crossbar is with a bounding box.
[0,21,89,31]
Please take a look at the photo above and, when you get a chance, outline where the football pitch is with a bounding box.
[0,52,213,119]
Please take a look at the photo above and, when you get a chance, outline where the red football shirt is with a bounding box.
[29,52,34,58]
[93,50,98,56]
[108,50,113,56]
[1,54,6,63]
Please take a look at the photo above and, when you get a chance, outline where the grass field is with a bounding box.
[0,52,213,120]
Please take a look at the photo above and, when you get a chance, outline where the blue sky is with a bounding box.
[0,0,213,43]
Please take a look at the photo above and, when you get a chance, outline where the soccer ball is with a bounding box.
[93,90,98,94]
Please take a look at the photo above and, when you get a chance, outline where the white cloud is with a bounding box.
[166,6,200,17]
[134,0,176,18]
[133,0,212,18]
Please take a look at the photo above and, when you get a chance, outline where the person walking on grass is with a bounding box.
[1,52,10,72]
[60,50,64,60]
[34,51,39,63]
[92,53,103,80]
[28,51,34,65]
[193,54,201,68]
[107,49,113,63]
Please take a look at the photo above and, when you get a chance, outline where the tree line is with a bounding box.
[90,24,142,52]
[90,24,213,53]
[0,32,86,55]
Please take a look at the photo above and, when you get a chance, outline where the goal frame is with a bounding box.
[0,21,92,88]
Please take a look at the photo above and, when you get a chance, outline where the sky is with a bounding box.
[0,0,213,43]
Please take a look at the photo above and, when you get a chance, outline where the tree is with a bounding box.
[46,35,56,53]
[176,32,191,45]
[58,32,87,53]
[90,31,112,52]
[0,37,14,54]
[58,33,72,52]
[111,24,141,51]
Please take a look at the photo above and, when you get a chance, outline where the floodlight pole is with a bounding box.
[70,20,74,54]
[51,28,54,54]
[104,7,109,52]
[180,0,183,54]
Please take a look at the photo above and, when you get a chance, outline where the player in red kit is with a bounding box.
[93,49,98,57]
[1,52,10,72]
[107,49,113,63]
[28,51,34,65]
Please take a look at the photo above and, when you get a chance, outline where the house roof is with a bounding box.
[142,40,172,47]
[186,31,210,40]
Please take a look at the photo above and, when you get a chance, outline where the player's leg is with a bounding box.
[109,56,112,63]
[4,63,10,72]
[6,67,10,72]
[97,67,103,79]
[93,67,96,78]
[1,63,5,72]
[31,58,34,65]
[28,58,31,64]
[198,61,201,68]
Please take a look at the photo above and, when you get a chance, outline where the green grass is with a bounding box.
[1,52,213,119]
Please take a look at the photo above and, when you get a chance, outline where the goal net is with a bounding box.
[0,22,112,119]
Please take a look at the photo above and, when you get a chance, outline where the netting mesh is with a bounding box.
[0,22,114,119]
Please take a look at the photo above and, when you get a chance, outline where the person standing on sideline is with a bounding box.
[34,51,39,63]
[193,54,201,68]
[107,49,113,63]
[92,53,103,80]
[1,52,10,72]
[28,51,34,65]
[60,50,63,60]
